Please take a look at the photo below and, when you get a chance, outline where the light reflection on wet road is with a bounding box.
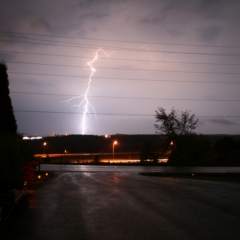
[41,164,240,173]
[2,172,240,240]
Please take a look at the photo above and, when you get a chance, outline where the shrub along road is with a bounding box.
[1,172,240,240]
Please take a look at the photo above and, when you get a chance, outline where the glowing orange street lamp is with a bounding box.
[112,141,118,160]
[39,142,47,172]
[43,142,47,155]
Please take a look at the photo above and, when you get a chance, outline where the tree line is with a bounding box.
[139,107,240,166]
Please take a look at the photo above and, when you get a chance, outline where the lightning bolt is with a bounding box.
[64,45,153,135]
[63,48,113,134]
[140,45,154,60]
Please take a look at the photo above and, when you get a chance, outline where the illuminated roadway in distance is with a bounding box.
[34,152,147,163]
[35,153,139,158]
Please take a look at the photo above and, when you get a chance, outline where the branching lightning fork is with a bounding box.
[64,48,113,134]
[63,45,153,134]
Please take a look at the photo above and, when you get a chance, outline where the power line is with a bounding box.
[11,91,240,102]
[14,109,240,118]
[2,50,240,66]
[0,50,90,59]
[6,59,240,69]
[1,38,240,57]
[6,61,240,75]
[0,34,115,50]
[3,33,240,56]
[15,110,152,116]
[8,71,240,84]
[2,30,240,49]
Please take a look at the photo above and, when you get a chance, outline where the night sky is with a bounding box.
[1,0,240,136]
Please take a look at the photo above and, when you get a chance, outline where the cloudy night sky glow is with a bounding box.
[1,0,240,136]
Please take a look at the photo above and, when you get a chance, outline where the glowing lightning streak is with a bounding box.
[64,45,153,135]
[80,50,98,134]
[63,48,112,134]
[140,45,154,60]
[81,48,115,134]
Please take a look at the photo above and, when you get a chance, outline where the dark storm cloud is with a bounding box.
[29,18,53,33]
[138,0,240,25]
[78,0,112,7]
[158,1,181,18]
[80,12,109,20]
[166,0,238,20]
[196,0,240,20]
[199,25,223,42]
[208,118,236,126]
[140,17,162,25]
[138,1,179,25]
[135,0,240,48]
[166,29,184,37]
[196,0,226,19]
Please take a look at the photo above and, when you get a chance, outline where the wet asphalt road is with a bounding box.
[41,164,240,173]
[2,172,240,240]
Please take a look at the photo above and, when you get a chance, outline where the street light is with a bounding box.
[43,142,47,156]
[112,141,118,160]
[39,142,47,172]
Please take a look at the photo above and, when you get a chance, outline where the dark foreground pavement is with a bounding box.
[1,172,240,240]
